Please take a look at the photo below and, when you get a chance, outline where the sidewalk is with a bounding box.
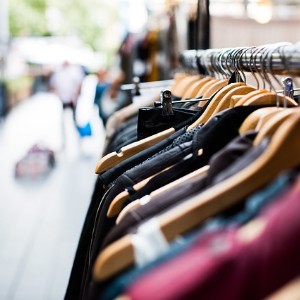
[0,92,105,299]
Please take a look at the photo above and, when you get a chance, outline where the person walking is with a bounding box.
[49,60,85,151]
[49,60,85,119]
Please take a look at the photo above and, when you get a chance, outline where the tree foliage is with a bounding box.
[9,0,120,52]
[9,0,48,36]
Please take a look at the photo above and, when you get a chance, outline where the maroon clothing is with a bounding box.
[127,181,300,300]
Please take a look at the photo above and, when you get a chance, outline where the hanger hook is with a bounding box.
[260,45,274,92]
[201,49,211,77]
[231,47,246,82]
[250,46,261,89]
[236,47,248,83]
[193,50,199,74]
[219,48,232,78]
[225,48,236,76]
[211,49,220,78]
[197,49,208,76]
[204,49,216,77]
[252,46,263,89]
[200,49,210,77]
[229,48,238,77]
[215,49,224,78]
[256,45,269,90]
[233,48,241,76]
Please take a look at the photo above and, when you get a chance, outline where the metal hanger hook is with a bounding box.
[236,47,248,83]
[248,46,260,89]
[221,48,230,77]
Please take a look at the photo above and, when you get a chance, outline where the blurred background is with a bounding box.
[0,0,299,299]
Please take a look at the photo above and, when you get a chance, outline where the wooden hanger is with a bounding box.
[169,73,193,96]
[171,72,189,83]
[93,110,300,281]
[215,88,297,133]
[116,200,141,224]
[195,78,218,98]
[187,82,245,129]
[181,77,214,99]
[171,74,202,99]
[254,108,286,132]
[231,95,243,104]
[242,89,298,132]
[239,107,284,134]
[115,296,130,300]
[107,165,174,217]
[234,90,268,106]
[242,92,297,107]
[207,84,257,116]
[265,276,300,300]
[253,108,300,145]
[107,176,156,218]
[235,91,297,135]
[201,78,229,99]
[115,165,209,224]
[95,128,175,173]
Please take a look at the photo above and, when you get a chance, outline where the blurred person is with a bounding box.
[94,68,110,124]
[94,68,126,126]
[49,60,85,151]
[49,60,85,119]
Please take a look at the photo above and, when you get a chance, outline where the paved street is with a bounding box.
[0,92,105,299]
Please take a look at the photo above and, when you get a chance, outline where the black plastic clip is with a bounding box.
[160,89,173,116]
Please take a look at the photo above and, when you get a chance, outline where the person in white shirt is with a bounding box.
[49,60,85,118]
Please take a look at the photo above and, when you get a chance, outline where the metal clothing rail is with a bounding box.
[180,43,300,76]
[120,79,174,91]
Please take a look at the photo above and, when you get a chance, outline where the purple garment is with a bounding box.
[127,180,300,300]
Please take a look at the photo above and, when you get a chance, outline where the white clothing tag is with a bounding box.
[132,218,169,267]
[140,195,151,205]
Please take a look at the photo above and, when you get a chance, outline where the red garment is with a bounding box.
[127,181,300,300]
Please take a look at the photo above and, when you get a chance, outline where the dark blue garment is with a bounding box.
[94,83,111,125]
[99,171,295,300]
[94,83,110,105]
[203,170,295,230]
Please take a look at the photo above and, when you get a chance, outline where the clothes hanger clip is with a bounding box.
[282,77,294,99]
[132,76,141,96]
[160,89,173,116]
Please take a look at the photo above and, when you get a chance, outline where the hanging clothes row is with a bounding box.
[65,42,300,300]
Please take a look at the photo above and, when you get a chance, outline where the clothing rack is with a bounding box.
[67,41,300,300]
[120,79,174,91]
[180,43,300,76]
